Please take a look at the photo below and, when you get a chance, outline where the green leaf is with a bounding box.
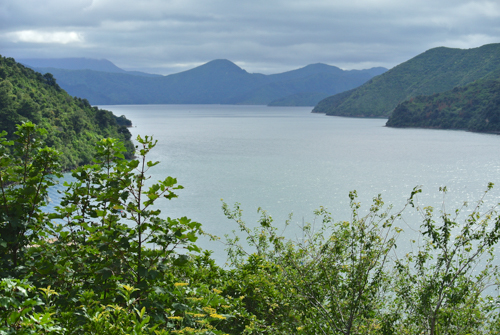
[173,255,189,267]
[172,303,189,311]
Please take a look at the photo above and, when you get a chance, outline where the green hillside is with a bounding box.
[386,78,500,133]
[311,89,356,114]
[0,56,134,169]
[313,43,500,117]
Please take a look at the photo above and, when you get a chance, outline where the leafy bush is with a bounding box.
[222,187,500,334]
[0,124,252,334]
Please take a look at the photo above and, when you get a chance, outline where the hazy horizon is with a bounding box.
[1,0,499,75]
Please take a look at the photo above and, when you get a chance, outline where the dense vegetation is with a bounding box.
[0,56,134,169]
[313,43,500,117]
[2,122,500,334]
[23,59,386,106]
[386,78,500,132]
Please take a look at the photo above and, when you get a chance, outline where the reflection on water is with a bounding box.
[44,104,500,264]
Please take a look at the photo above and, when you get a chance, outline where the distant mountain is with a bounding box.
[386,78,500,133]
[313,43,500,117]
[19,57,161,77]
[268,92,332,107]
[27,58,386,106]
[243,66,387,105]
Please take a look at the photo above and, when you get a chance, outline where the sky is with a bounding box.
[1,0,499,75]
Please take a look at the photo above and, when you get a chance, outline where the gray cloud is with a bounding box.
[1,0,499,74]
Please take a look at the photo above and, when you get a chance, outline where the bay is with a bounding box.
[82,105,500,263]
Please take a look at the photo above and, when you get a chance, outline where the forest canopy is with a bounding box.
[0,55,134,169]
[386,78,500,133]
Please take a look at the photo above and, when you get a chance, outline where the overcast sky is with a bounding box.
[1,0,499,75]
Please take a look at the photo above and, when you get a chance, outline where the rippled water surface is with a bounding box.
[58,104,500,263]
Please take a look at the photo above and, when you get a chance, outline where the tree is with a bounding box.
[392,185,500,334]
[0,122,61,273]
[26,135,203,299]
[42,73,60,90]
[222,190,418,334]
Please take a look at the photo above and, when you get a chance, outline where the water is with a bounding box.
[55,104,500,263]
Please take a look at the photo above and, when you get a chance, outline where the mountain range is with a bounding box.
[19,57,161,77]
[19,58,386,106]
[313,43,500,118]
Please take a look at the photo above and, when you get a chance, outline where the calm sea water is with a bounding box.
[51,104,500,263]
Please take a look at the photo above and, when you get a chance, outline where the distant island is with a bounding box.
[20,58,386,107]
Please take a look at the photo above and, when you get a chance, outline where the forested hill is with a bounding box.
[0,56,134,169]
[313,43,500,117]
[386,78,500,133]
[22,58,386,106]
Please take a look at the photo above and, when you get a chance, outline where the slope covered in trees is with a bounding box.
[23,59,386,106]
[313,43,500,117]
[0,55,133,169]
[386,78,500,132]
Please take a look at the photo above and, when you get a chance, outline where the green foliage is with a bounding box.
[386,79,500,133]
[392,184,500,334]
[76,284,165,335]
[222,185,500,334]
[314,43,500,117]
[26,135,204,296]
[115,115,133,127]
[222,191,413,334]
[0,278,64,334]
[0,55,134,169]
[0,122,61,272]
